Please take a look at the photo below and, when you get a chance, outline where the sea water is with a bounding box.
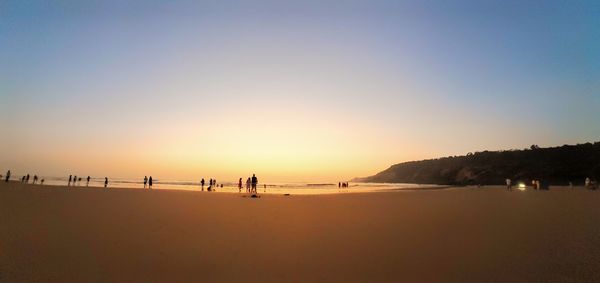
[29,177,443,195]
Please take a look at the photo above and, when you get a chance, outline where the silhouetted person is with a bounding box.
[201,178,205,191]
[5,170,10,182]
[68,175,72,186]
[41,179,44,185]
[251,174,258,193]
[144,176,148,189]
[585,177,591,189]
[78,177,82,185]
[209,179,213,188]
[264,184,266,192]
[149,176,153,189]
[26,174,30,184]
[21,176,25,183]
[238,178,243,192]
[33,175,38,184]
[246,177,251,193]
[339,182,341,188]
[74,175,77,186]
[104,177,108,188]
[214,179,217,187]
[87,176,91,186]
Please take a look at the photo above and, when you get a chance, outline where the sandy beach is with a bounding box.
[1,182,599,282]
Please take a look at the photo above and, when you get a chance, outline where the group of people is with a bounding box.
[237,174,259,193]
[68,175,91,187]
[68,175,109,188]
[338,182,349,188]
[200,178,222,191]
[585,177,598,190]
[3,171,45,185]
[505,177,597,191]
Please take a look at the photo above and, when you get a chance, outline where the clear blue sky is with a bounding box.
[1,0,599,180]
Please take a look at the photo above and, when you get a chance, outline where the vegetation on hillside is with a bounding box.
[355,142,600,185]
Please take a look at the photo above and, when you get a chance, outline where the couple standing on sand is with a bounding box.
[143,176,153,189]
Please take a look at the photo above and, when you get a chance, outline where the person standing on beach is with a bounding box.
[149,176,153,189]
[144,176,148,189]
[238,178,243,193]
[33,175,38,184]
[26,174,30,184]
[68,175,72,186]
[201,178,205,191]
[5,170,10,182]
[246,177,251,193]
[585,177,591,189]
[73,175,78,186]
[506,178,512,191]
[104,177,108,188]
[251,174,258,193]
[87,176,90,186]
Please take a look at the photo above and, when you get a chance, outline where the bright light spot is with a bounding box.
[518,183,526,191]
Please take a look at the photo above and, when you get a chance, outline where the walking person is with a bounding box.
[68,175,72,186]
[246,177,251,193]
[104,177,108,188]
[201,178,205,191]
[149,176,153,189]
[26,174,30,184]
[144,176,148,189]
[251,174,258,194]
[506,178,512,191]
[238,178,243,193]
[74,175,78,186]
[33,175,38,184]
[5,170,10,182]
[86,176,90,187]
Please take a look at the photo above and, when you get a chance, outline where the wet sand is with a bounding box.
[1,182,599,282]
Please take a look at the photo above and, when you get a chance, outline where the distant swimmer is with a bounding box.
[144,176,148,189]
[5,170,10,182]
[251,174,258,194]
[104,177,108,188]
[149,176,153,189]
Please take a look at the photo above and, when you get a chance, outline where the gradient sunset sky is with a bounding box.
[1,0,599,182]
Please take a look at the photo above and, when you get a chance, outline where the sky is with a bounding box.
[1,0,599,182]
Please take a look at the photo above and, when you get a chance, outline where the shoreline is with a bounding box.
[0,180,456,195]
